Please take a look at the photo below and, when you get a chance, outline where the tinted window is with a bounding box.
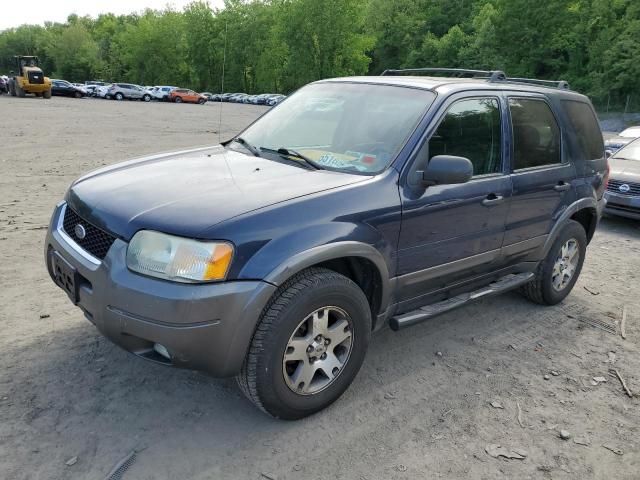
[429,97,502,175]
[509,98,561,169]
[562,100,603,160]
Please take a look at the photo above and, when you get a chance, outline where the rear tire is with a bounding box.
[174,96,182,103]
[8,79,16,96]
[143,94,151,102]
[520,220,587,305]
[236,268,371,420]
[43,89,51,99]
[115,92,124,101]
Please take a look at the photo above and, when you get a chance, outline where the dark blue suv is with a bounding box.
[45,68,608,419]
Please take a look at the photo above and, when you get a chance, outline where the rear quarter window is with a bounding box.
[562,100,604,160]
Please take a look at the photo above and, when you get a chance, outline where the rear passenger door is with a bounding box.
[502,94,576,260]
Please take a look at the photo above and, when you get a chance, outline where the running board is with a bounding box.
[389,272,535,331]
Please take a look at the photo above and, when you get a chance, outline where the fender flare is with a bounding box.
[539,197,599,258]
[263,241,392,314]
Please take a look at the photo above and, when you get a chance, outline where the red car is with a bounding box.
[169,89,207,104]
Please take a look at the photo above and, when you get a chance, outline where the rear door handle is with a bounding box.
[482,194,504,207]
[554,182,571,192]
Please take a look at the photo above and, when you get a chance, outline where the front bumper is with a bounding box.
[604,191,640,220]
[45,202,277,377]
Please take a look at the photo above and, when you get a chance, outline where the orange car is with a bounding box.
[169,88,207,104]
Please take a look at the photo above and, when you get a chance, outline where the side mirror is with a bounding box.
[422,155,474,186]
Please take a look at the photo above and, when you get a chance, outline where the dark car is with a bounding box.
[51,79,85,98]
[604,137,640,220]
[45,68,607,419]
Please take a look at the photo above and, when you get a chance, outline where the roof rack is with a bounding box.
[504,77,570,90]
[380,67,571,90]
[381,68,506,82]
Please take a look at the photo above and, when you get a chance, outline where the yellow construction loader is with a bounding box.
[8,56,52,98]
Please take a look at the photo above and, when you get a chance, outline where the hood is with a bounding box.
[609,157,640,183]
[67,146,367,240]
[605,136,634,148]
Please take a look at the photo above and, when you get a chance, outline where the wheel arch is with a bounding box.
[263,242,391,329]
[541,197,599,258]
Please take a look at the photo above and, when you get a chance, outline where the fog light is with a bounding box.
[153,343,171,359]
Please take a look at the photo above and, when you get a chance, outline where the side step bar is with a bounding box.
[389,272,535,331]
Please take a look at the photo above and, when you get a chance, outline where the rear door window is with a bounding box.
[509,98,562,169]
[429,97,502,175]
[562,100,604,160]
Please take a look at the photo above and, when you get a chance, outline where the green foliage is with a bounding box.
[0,0,637,106]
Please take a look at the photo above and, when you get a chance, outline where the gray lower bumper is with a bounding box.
[45,203,277,377]
[604,192,640,220]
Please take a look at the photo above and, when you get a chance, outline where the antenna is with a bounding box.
[217,20,228,144]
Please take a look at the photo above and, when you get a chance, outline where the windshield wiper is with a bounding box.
[230,137,261,157]
[273,147,322,170]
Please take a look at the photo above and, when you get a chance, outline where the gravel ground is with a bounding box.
[0,95,639,480]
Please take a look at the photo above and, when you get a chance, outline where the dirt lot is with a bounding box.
[0,95,639,480]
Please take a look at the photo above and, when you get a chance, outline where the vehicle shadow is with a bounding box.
[2,285,622,480]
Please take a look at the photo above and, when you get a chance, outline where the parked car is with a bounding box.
[108,83,144,101]
[82,85,98,96]
[201,92,214,101]
[604,137,640,220]
[51,79,86,98]
[95,84,112,98]
[85,80,107,87]
[45,68,607,419]
[169,88,207,104]
[604,126,640,153]
[0,75,8,94]
[266,94,286,106]
[146,86,176,101]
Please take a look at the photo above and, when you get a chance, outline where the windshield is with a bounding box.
[612,138,640,161]
[238,82,435,174]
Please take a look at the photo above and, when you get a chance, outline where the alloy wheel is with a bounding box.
[551,238,580,291]
[282,306,353,395]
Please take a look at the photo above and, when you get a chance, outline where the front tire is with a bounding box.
[43,88,51,99]
[521,220,587,305]
[237,268,371,419]
[143,94,151,102]
[115,92,124,101]
[174,96,182,103]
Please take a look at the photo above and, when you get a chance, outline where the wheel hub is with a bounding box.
[282,306,353,395]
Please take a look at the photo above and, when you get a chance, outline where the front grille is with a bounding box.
[607,179,640,197]
[28,71,44,85]
[62,207,116,260]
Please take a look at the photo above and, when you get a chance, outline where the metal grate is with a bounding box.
[607,179,640,197]
[63,206,116,260]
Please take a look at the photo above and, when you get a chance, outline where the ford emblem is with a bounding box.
[619,184,630,193]
[74,224,87,239]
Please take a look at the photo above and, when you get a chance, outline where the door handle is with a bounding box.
[482,194,504,206]
[554,182,571,192]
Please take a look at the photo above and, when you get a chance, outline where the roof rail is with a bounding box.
[381,68,506,82]
[380,67,571,90]
[504,77,571,90]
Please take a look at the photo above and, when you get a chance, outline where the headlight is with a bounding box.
[126,230,233,283]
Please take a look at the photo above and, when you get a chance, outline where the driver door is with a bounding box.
[396,94,512,304]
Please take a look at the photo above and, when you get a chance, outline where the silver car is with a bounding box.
[108,83,144,101]
[605,137,640,220]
